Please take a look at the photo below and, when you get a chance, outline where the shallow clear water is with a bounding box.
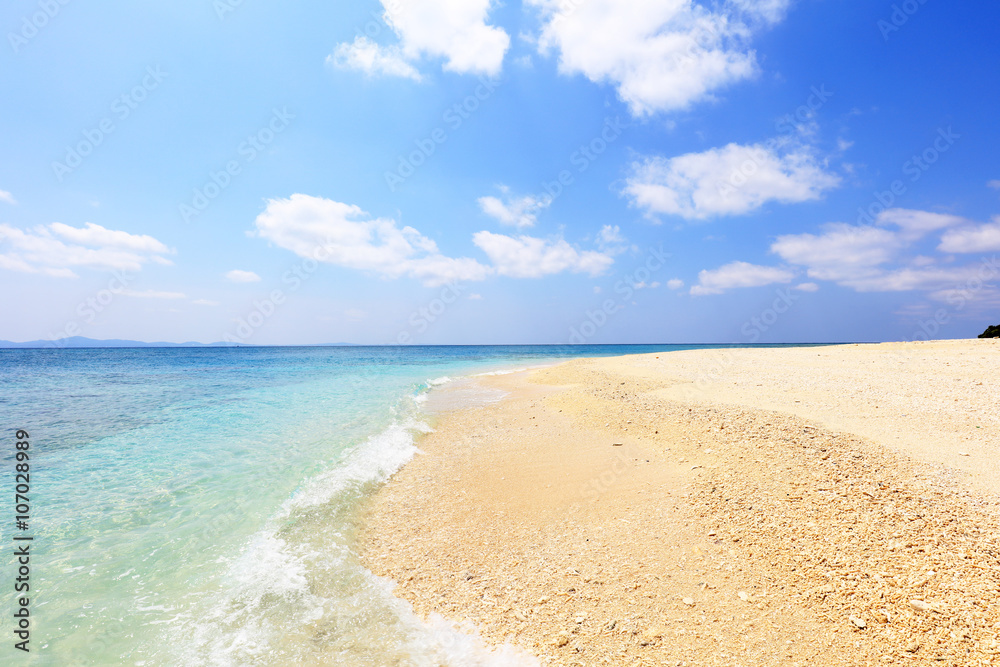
[0,345,728,666]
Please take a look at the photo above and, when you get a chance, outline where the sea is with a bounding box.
[0,344,722,666]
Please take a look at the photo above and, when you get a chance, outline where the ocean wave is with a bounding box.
[164,402,535,666]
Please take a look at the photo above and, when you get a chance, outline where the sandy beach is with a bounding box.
[361,340,1000,666]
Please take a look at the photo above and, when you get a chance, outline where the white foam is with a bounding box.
[162,404,539,666]
[427,376,453,386]
[279,417,426,514]
[423,614,540,666]
[470,362,557,377]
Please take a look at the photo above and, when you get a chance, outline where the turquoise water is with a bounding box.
[0,345,714,666]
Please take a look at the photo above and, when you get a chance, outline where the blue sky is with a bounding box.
[2,0,999,344]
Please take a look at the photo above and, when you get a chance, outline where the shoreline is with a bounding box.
[361,340,1000,665]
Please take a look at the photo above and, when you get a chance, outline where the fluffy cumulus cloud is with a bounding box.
[253,194,492,287]
[0,190,15,205]
[0,221,173,278]
[625,139,840,220]
[771,208,999,295]
[330,0,509,79]
[472,231,614,278]
[477,186,551,228]
[690,260,794,296]
[528,0,790,116]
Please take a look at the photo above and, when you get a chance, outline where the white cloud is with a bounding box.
[0,222,173,278]
[690,261,794,296]
[841,266,991,293]
[478,186,551,228]
[528,0,789,116]
[0,190,15,205]
[225,269,261,283]
[192,299,220,306]
[331,0,509,79]
[771,223,899,283]
[793,282,819,292]
[50,222,170,255]
[468,293,483,300]
[596,224,629,255]
[877,208,966,242]
[253,194,492,287]
[625,139,839,220]
[598,225,624,245]
[667,278,684,290]
[472,231,613,278]
[927,285,1000,309]
[938,218,1000,253]
[728,0,791,24]
[772,208,997,293]
[119,289,186,299]
[988,180,1000,190]
[328,37,422,81]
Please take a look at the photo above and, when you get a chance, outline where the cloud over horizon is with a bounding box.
[252,194,617,286]
[472,230,614,278]
[0,221,173,278]
[253,194,493,287]
[771,208,998,296]
[690,260,794,295]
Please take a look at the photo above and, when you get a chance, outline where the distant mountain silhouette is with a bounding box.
[0,336,237,348]
[0,337,361,348]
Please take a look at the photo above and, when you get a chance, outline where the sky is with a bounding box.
[2,0,1000,345]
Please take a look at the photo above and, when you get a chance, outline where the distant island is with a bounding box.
[0,337,361,349]
[981,324,1000,339]
[0,336,237,349]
